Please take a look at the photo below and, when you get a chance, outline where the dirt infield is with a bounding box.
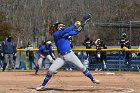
[0,70,140,93]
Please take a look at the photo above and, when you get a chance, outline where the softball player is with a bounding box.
[36,21,100,91]
[35,40,55,74]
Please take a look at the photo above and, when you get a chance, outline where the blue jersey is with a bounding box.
[38,45,53,57]
[53,25,79,54]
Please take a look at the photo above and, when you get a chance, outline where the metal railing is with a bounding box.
[17,48,140,52]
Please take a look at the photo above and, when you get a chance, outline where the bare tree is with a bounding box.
[0,0,140,45]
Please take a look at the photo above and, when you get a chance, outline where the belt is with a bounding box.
[59,50,71,55]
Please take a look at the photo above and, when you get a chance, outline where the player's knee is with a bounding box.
[48,69,56,75]
[80,66,86,72]
[47,70,53,75]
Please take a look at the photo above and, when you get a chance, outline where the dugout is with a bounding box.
[93,21,140,46]
[90,21,140,71]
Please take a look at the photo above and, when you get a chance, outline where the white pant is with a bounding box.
[38,55,53,68]
[48,51,86,74]
[4,54,14,69]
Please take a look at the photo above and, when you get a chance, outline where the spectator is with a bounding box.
[119,32,131,70]
[12,53,16,69]
[94,39,107,71]
[25,41,37,70]
[83,36,94,68]
[1,36,17,71]
[0,44,4,69]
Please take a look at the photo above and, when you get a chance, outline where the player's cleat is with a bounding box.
[35,65,39,74]
[92,79,100,84]
[36,86,46,91]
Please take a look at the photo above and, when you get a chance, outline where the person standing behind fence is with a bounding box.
[0,44,4,69]
[83,36,94,68]
[25,41,37,70]
[35,40,56,74]
[119,32,131,70]
[12,53,16,69]
[1,36,16,71]
[94,39,107,71]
